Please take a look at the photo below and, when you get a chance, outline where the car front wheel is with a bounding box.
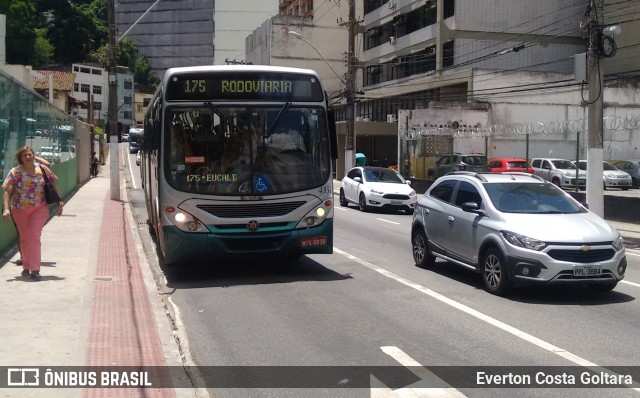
[481,247,513,296]
[358,193,369,212]
[412,228,435,268]
[339,189,348,207]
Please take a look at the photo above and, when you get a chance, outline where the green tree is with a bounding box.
[33,28,55,66]
[132,55,158,92]
[0,0,37,64]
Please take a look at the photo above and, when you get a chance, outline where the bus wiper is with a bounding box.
[204,101,239,134]
[265,102,291,137]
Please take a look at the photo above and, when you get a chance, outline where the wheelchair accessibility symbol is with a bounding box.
[254,176,270,193]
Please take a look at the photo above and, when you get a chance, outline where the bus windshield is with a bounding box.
[164,105,331,196]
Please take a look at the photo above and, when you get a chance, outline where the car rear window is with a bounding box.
[506,161,528,168]
[462,156,486,165]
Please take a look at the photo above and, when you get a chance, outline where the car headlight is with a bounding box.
[501,230,547,251]
[409,191,416,197]
[370,188,384,195]
[612,233,625,251]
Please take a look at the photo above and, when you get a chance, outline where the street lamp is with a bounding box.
[287,31,346,86]
[288,29,357,176]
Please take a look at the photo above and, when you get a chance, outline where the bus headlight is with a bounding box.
[296,205,330,229]
[166,208,208,233]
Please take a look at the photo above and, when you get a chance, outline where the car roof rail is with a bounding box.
[446,171,489,182]
[501,171,546,182]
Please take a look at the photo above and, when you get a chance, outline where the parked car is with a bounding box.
[135,150,141,166]
[610,160,640,188]
[410,171,626,295]
[340,166,417,214]
[573,160,632,190]
[488,157,533,173]
[531,158,586,189]
[428,153,489,178]
[121,133,129,142]
[38,146,60,163]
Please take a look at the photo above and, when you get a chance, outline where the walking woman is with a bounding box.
[2,146,63,280]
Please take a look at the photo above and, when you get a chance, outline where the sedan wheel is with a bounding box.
[481,247,513,296]
[412,228,435,268]
[358,193,369,212]
[339,189,348,207]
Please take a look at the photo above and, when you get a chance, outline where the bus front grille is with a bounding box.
[197,201,306,218]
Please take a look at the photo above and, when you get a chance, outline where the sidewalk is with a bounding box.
[0,149,195,398]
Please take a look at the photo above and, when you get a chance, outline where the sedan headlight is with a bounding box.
[501,230,547,251]
[409,190,416,197]
[612,233,625,251]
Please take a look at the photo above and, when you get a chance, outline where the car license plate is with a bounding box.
[390,201,403,205]
[573,265,602,277]
[300,236,327,247]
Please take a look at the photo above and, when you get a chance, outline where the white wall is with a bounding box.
[215,0,279,65]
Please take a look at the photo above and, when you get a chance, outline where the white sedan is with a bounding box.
[339,166,417,214]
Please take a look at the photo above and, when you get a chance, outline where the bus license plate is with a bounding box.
[573,265,602,277]
[301,236,327,247]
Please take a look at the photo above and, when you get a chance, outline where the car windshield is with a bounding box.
[551,160,575,169]
[484,182,586,214]
[363,168,405,183]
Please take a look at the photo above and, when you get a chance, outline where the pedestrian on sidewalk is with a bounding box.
[2,146,63,281]
[91,151,99,177]
[12,155,51,267]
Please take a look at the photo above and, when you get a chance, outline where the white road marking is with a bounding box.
[621,280,640,288]
[377,218,400,225]
[126,151,138,189]
[626,251,640,257]
[334,206,348,211]
[335,247,640,392]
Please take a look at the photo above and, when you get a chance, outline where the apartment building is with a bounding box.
[69,64,134,131]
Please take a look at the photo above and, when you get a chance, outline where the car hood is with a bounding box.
[499,212,618,243]
[603,171,630,178]
[557,168,587,177]
[366,182,415,194]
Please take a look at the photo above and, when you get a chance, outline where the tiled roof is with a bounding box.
[32,70,76,91]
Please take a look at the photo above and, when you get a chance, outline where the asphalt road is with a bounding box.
[124,150,640,398]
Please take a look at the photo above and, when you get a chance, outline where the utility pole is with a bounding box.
[107,0,120,200]
[585,0,604,217]
[344,0,357,173]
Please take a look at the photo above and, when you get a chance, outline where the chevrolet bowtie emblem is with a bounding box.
[247,220,259,231]
[580,245,591,251]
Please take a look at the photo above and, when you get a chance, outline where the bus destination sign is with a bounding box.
[166,72,325,102]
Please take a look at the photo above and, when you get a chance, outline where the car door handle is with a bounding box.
[448,216,454,223]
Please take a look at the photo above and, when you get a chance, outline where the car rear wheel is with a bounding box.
[481,247,513,296]
[358,193,369,212]
[412,228,435,268]
[339,189,348,207]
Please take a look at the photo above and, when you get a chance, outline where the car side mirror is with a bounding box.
[406,180,412,185]
[461,202,485,216]
[354,176,362,183]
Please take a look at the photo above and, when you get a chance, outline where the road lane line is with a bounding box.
[335,247,640,392]
[626,251,640,257]
[334,206,348,211]
[621,280,640,288]
[377,218,400,225]
[127,152,138,190]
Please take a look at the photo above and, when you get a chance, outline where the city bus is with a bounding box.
[128,127,143,154]
[141,65,337,265]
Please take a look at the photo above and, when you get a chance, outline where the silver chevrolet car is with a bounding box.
[411,172,626,295]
